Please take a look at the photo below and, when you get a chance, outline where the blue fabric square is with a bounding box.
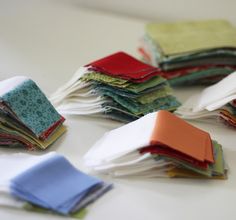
[10,154,104,214]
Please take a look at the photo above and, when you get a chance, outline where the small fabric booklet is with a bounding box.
[0,152,112,218]
[0,76,66,150]
[176,71,236,128]
[84,110,227,179]
[50,51,180,122]
[139,19,236,86]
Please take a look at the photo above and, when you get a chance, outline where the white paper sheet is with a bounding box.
[84,112,157,166]
[0,76,29,97]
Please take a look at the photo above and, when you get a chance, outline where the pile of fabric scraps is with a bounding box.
[176,71,236,128]
[0,152,112,218]
[0,76,66,150]
[50,51,180,122]
[139,19,236,86]
[84,110,227,179]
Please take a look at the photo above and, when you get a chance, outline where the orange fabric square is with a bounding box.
[150,110,214,162]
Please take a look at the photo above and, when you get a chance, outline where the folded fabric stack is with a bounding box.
[50,52,180,122]
[84,110,227,179]
[0,76,66,150]
[176,71,236,128]
[0,152,112,218]
[139,19,236,86]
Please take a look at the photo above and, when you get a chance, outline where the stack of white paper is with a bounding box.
[84,112,171,178]
[176,71,236,127]
[84,110,227,179]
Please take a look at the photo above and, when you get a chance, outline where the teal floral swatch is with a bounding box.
[2,79,62,138]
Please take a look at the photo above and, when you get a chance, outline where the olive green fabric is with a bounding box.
[146,20,236,56]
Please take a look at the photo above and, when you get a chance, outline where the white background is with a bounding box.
[76,0,236,24]
[0,1,236,220]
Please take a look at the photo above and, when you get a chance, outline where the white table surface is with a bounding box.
[0,1,235,220]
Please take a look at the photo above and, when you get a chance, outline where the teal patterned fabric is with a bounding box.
[101,90,180,115]
[1,79,61,137]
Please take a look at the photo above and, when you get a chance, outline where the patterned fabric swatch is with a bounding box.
[2,79,62,138]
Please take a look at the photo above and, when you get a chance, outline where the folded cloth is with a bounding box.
[0,152,112,217]
[139,19,236,86]
[50,52,180,122]
[84,110,227,179]
[0,76,66,150]
[176,71,236,128]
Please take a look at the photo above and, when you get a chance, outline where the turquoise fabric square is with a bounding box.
[2,79,61,138]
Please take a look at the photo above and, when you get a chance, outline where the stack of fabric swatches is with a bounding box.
[84,110,227,179]
[50,52,180,122]
[0,76,66,150]
[139,19,236,86]
[0,152,112,218]
[176,71,236,127]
